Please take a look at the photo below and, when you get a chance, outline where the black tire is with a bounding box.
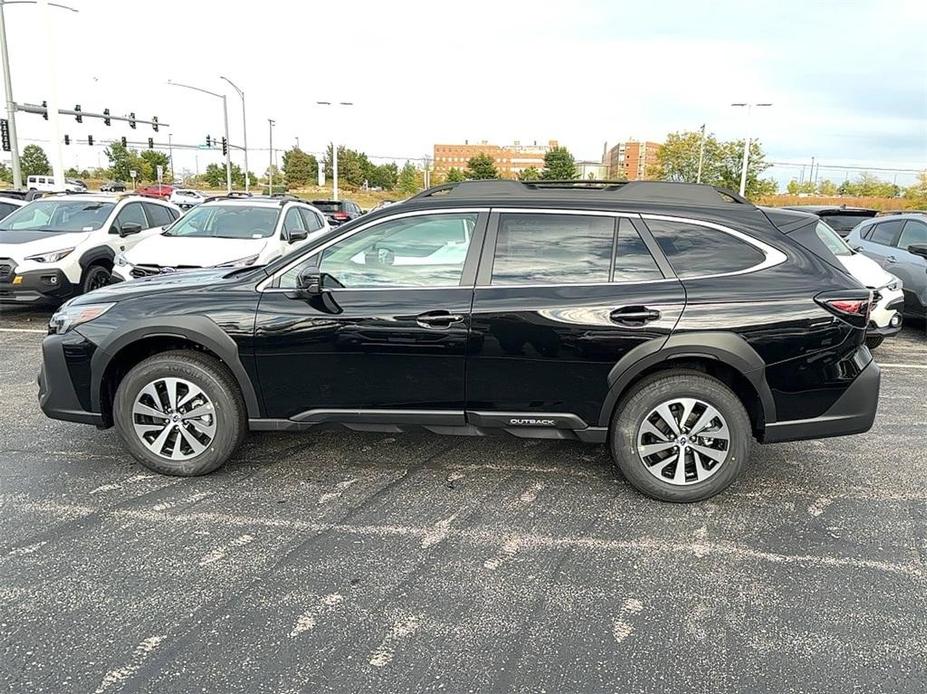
[609,369,751,502]
[865,335,884,351]
[113,350,247,476]
[80,263,112,294]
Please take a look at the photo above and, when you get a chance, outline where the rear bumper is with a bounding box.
[761,355,880,443]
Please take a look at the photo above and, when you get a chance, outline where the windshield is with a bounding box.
[0,200,115,233]
[163,204,279,239]
[815,221,853,257]
[822,212,877,233]
[312,201,342,213]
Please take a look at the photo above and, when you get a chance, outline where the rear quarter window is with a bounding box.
[645,219,766,278]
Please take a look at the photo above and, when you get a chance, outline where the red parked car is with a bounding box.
[135,184,174,200]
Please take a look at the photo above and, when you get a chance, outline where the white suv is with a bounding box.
[113,196,330,280]
[0,194,181,303]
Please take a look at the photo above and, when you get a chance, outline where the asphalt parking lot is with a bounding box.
[1,304,925,693]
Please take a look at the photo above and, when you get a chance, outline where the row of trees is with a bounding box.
[786,173,903,198]
[446,146,580,183]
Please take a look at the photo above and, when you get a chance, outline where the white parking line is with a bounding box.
[0,327,45,334]
[879,363,927,369]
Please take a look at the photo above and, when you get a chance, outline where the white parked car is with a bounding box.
[113,197,329,281]
[0,196,25,220]
[26,175,84,193]
[0,194,181,303]
[169,188,208,210]
[814,220,903,349]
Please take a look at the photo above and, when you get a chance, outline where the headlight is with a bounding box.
[48,302,115,335]
[215,254,260,267]
[25,247,74,263]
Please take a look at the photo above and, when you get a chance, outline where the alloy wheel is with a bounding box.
[131,377,216,460]
[636,397,730,486]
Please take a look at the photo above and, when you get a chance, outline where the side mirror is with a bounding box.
[289,270,343,313]
[908,243,927,260]
[296,269,323,296]
[119,222,143,237]
[288,229,309,244]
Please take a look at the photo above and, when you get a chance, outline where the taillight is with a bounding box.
[333,212,349,220]
[816,291,872,327]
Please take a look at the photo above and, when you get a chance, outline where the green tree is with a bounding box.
[517,167,540,181]
[282,147,318,187]
[464,153,498,180]
[445,167,465,183]
[397,161,420,194]
[817,179,838,196]
[105,141,149,182]
[540,146,577,180]
[904,171,927,207]
[322,144,372,187]
[0,162,14,183]
[140,150,170,181]
[714,139,771,196]
[21,144,50,177]
[202,162,252,188]
[367,162,398,190]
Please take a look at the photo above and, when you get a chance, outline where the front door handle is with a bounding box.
[416,311,465,328]
[610,306,661,325]
[886,256,897,264]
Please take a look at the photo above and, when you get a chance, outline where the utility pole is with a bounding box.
[696,123,706,184]
[0,0,22,188]
[316,101,354,202]
[731,102,772,197]
[810,156,815,186]
[267,118,274,194]
[220,76,248,193]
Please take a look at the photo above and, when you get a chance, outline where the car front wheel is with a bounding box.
[610,370,751,502]
[113,350,247,476]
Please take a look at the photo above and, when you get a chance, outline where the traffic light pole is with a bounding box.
[0,0,22,188]
[221,93,231,193]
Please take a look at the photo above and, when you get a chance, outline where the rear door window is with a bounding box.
[867,219,904,246]
[897,220,927,250]
[115,202,149,231]
[645,219,765,278]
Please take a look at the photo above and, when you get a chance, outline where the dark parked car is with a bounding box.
[312,199,363,225]
[38,180,880,502]
[100,181,127,192]
[782,205,879,237]
[847,213,927,320]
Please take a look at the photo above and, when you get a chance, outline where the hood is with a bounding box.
[71,266,267,305]
[124,234,268,267]
[837,253,896,288]
[0,230,91,257]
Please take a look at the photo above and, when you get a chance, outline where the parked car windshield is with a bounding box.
[0,200,115,233]
[163,204,279,239]
[814,221,853,257]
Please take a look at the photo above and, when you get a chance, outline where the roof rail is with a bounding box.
[407,179,750,206]
[201,191,255,204]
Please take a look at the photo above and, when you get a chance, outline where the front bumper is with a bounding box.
[37,330,104,426]
[0,265,75,303]
[761,350,881,444]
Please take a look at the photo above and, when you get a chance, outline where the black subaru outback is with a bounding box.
[38,180,880,501]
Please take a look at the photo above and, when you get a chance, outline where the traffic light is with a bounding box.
[74,105,82,123]
[120,136,127,147]
[64,134,70,145]
[42,101,48,120]
[129,112,136,129]
[103,108,111,126]
[87,134,93,146]
[152,116,159,132]
[221,136,228,156]
[147,137,154,149]
[206,135,211,147]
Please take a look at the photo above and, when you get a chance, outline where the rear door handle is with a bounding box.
[609,306,661,325]
[416,311,465,328]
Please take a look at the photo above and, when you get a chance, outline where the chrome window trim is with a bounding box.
[640,213,788,280]
[257,207,489,291]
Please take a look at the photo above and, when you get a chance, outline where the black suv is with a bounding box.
[312,199,364,226]
[38,181,880,501]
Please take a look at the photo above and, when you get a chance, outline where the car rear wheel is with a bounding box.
[113,350,246,476]
[610,370,751,502]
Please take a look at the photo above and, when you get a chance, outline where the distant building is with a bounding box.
[576,160,608,180]
[603,140,662,180]
[433,139,560,178]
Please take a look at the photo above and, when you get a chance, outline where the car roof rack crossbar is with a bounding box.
[407,179,751,206]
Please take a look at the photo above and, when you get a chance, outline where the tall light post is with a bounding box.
[219,75,248,193]
[267,118,275,194]
[316,101,353,201]
[696,123,707,184]
[168,79,231,192]
[0,0,78,188]
[731,102,772,197]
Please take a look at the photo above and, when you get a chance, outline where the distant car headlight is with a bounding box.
[48,302,115,335]
[215,254,260,267]
[25,247,74,263]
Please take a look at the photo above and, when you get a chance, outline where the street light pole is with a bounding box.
[731,102,772,197]
[696,123,706,184]
[168,79,232,192]
[316,101,353,202]
[220,75,248,193]
[267,118,275,194]
[0,1,22,188]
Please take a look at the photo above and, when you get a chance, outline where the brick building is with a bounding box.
[603,140,662,180]
[433,140,559,178]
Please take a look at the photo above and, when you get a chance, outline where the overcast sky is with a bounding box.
[3,0,925,185]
